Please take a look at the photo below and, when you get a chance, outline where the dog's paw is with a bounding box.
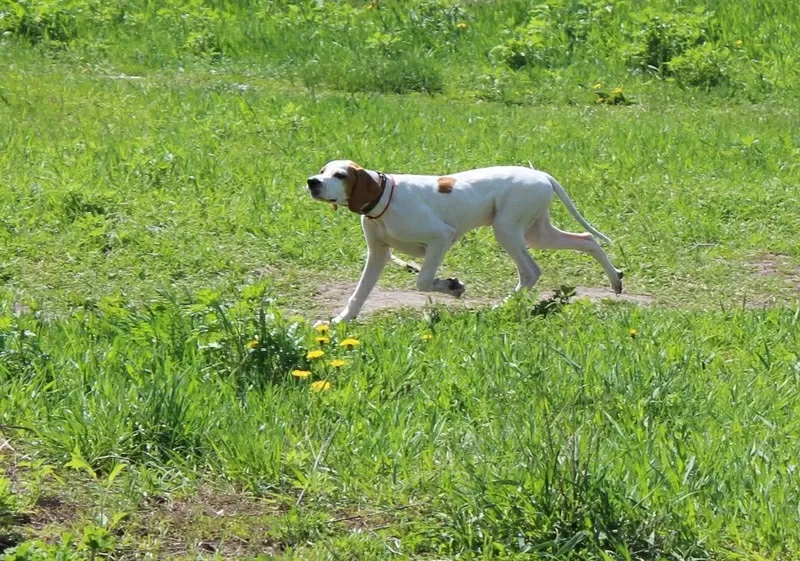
[446,278,466,298]
[491,294,512,310]
[611,270,624,295]
[314,314,350,329]
[332,312,357,324]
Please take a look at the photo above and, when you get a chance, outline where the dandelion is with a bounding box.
[329,359,347,368]
[735,40,743,47]
[306,349,325,360]
[592,83,602,90]
[629,328,638,338]
[311,380,332,392]
[612,87,623,96]
[315,336,330,345]
[315,324,330,335]
[292,370,311,379]
[339,338,360,349]
[456,22,468,30]
[246,339,259,350]
[422,333,434,341]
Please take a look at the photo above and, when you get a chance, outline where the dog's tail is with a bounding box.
[546,174,612,244]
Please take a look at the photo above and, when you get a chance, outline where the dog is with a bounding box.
[307,160,623,323]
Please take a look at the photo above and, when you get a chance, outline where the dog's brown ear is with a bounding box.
[345,164,382,213]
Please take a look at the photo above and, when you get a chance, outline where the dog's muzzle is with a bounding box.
[307,177,323,197]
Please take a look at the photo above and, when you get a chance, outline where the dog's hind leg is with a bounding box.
[525,213,623,294]
[493,223,542,292]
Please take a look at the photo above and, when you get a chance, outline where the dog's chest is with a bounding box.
[366,220,423,256]
[381,231,426,257]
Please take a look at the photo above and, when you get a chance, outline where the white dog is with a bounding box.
[307,160,623,323]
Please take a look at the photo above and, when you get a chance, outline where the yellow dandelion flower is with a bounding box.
[291,370,311,379]
[311,380,332,392]
[315,324,330,335]
[592,83,602,90]
[629,329,638,338]
[456,22,468,30]
[315,336,330,345]
[306,349,325,360]
[612,87,623,96]
[329,359,347,368]
[422,333,434,341]
[340,338,360,349]
[367,3,374,9]
[735,40,743,47]
[246,339,259,350]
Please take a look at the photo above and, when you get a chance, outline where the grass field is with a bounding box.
[1,0,800,559]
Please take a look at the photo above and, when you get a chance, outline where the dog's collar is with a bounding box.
[361,172,395,220]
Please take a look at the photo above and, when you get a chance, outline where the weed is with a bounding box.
[1,524,115,561]
[338,53,445,94]
[489,7,561,70]
[190,292,307,393]
[591,83,632,105]
[530,285,576,317]
[0,0,80,45]
[405,0,471,52]
[0,476,20,545]
[668,43,733,88]
[626,9,712,75]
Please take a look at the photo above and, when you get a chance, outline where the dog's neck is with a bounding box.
[357,170,394,219]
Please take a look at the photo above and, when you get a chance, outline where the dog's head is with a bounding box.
[306,160,382,213]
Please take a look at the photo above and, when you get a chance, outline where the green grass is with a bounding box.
[2,51,798,312]
[2,299,800,559]
[2,0,800,559]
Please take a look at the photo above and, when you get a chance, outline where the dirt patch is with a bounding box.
[0,437,80,552]
[314,283,490,318]
[130,487,285,559]
[314,282,653,319]
[749,252,800,289]
[29,495,80,530]
[735,252,800,308]
[560,286,655,306]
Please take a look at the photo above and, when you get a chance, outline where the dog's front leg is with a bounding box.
[332,221,390,323]
[333,245,389,323]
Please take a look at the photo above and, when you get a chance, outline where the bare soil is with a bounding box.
[314,282,654,319]
[749,252,800,288]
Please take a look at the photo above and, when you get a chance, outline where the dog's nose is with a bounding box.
[307,177,322,190]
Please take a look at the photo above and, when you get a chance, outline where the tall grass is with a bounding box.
[2,297,800,556]
[2,0,799,95]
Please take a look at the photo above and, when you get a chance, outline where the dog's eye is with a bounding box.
[333,171,347,179]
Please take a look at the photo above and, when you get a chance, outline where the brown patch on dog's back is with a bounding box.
[437,176,456,193]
